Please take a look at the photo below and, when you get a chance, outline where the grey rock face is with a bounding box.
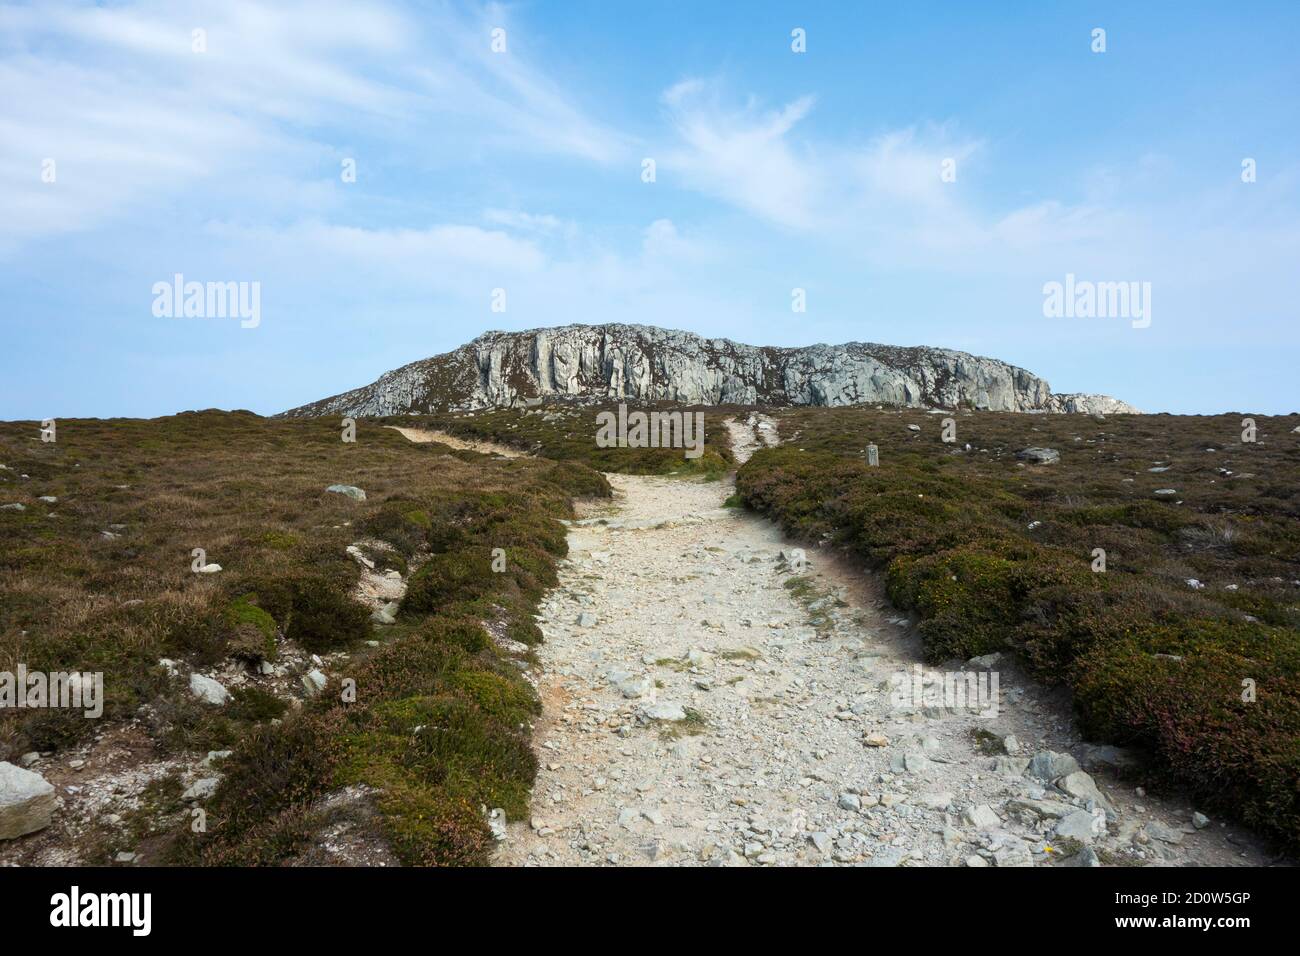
[1044,392,1139,415]
[279,324,1139,417]
[0,761,57,840]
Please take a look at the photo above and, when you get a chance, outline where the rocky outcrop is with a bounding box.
[1044,393,1140,416]
[279,324,1139,417]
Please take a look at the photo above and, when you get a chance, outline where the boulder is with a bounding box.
[964,804,1001,830]
[189,673,230,705]
[1016,447,1060,464]
[1145,821,1184,845]
[302,669,327,696]
[1058,770,1115,812]
[1055,808,1106,842]
[1027,750,1081,782]
[325,484,366,501]
[0,761,57,840]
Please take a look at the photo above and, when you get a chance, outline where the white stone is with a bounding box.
[302,669,327,696]
[0,762,56,840]
[189,673,230,705]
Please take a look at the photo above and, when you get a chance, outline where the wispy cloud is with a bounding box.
[0,0,625,248]
[660,80,820,228]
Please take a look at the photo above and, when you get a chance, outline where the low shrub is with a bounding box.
[736,407,1300,850]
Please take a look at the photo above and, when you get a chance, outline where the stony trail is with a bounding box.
[383,426,522,457]
[496,416,1271,867]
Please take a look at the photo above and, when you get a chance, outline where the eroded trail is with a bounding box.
[384,426,522,457]
[497,418,1268,867]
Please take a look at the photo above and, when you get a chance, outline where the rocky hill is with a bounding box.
[279,324,1139,417]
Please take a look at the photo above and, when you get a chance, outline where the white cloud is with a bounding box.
[660,81,820,228]
[483,209,576,239]
[0,0,624,249]
[205,220,547,282]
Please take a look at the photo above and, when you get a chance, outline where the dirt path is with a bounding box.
[384,426,522,457]
[496,416,1273,867]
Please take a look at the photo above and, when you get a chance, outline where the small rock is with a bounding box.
[992,842,1034,867]
[1192,811,1210,830]
[1027,750,1080,782]
[1146,821,1184,845]
[838,792,862,812]
[964,804,1000,830]
[1058,770,1115,812]
[917,791,954,811]
[1055,809,1106,842]
[686,648,713,668]
[1016,447,1060,465]
[616,675,654,699]
[188,673,230,705]
[302,669,327,696]
[200,750,232,768]
[641,702,686,721]
[1066,846,1102,867]
[182,778,220,801]
[861,847,905,867]
[326,484,366,501]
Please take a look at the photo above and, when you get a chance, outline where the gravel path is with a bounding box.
[495,416,1274,867]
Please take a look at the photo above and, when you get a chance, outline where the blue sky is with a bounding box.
[1,0,1297,418]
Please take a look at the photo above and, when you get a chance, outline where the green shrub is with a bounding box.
[225,594,278,662]
[277,572,371,652]
[735,407,1300,850]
